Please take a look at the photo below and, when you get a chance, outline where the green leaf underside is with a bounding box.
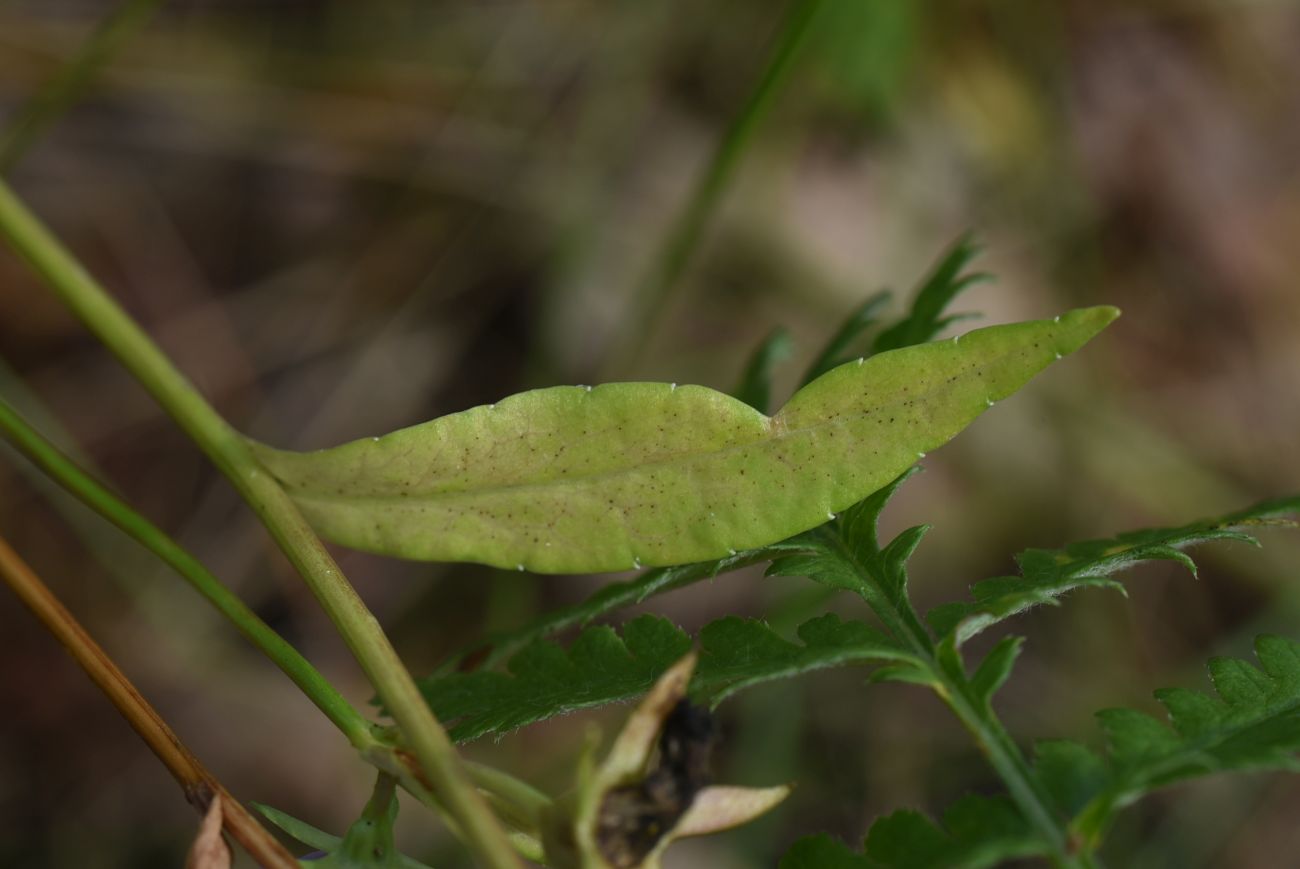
[1045,634,1300,839]
[251,308,1117,574]
[780,795,1043,869]
[928,494,1300,645]
[419,613,911,742]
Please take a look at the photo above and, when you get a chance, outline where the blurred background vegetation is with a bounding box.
[2,0,1299,866]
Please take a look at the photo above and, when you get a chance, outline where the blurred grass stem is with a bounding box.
[0,0,167,173]
[0,179,522,869]
[0,535,299,868]
[607,0,826,375]
[0,396,376,750]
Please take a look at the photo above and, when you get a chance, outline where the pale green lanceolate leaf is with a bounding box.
[418,613,912,742]
[435,469,920,677]
[432,276,951,671]
[780,795,1044,869]
[249,308,1117,574]
[928,495,1300,646]
[1051,634,1300,845]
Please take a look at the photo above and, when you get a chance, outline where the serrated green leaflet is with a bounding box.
[778,833,871,868]
[861,795,1044,868]
[1039,634,1300,845]
[779,795,1045,869]
[250,307,1117,574]
[928,494,1300,645]
[420,613,910,742]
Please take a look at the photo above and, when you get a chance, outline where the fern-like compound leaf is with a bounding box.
[780,794,1044,869]
[250,308,1116,574]
[1038,634,1300,844]
[734,326,794,413]
[928,495,1300,646]
[418,613,912,742]
[778,833,871,868]
[800,289,892,385]
[432,542,810,675]
[767,517,933,656]
[870,235,987,356]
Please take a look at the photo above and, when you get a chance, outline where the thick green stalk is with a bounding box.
[0,0,167,172]
[609,0,825,373]
[0,179,521,869]
[0,396,376,750]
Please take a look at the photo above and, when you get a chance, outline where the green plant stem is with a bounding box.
[0,179,521,869]
[608,0,825,375]
[828,533,1090,869]
[0,390,555,855]
[0,395,377,749]
[940,679,1093,868]
[466,761,553,833]
[0,0,167,173]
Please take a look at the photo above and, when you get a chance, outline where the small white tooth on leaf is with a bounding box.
[251,308,1118,574]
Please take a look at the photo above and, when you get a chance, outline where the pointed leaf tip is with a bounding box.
[253,309,1117,573]
[1054,306,1120,356]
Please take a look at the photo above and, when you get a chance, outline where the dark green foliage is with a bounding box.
[865,795,1043,868]
[780,795,1043,869]
[1033,740,1109,819]
[433,546,805,674]
[1047,634,1300,842]
[420,613,911,742]
[871,236,985,355]
[779,833,871,868]
[700,613,913,704]
[407,239,1300,863]
[799,290,891,385]
[735,326,793,413]
[424,615,690,742]
[968,636,1023,710]
[767,469,933,659]
[928,495,1300,646]
[798,236,984,386]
